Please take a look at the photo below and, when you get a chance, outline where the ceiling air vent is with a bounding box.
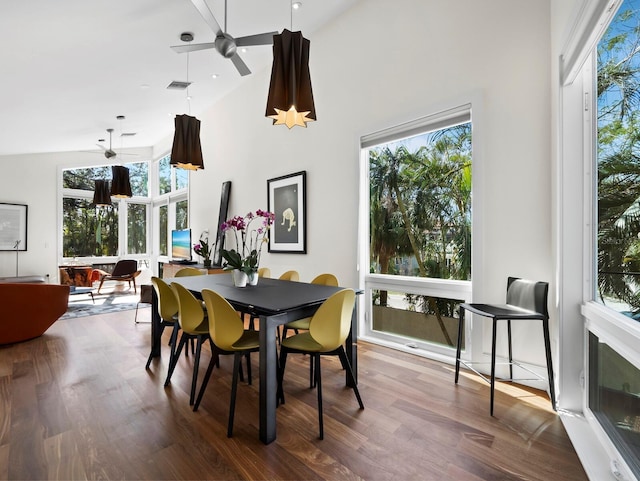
[167,81,192,90]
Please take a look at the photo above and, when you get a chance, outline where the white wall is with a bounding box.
[186,0,552,297]
[0,0,554,367]
[0,149,151,281]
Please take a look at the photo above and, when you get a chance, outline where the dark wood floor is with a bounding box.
[0,307,587,480]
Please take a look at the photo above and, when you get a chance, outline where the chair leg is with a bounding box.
[507,319,513,380]
[315,353,324,440]
[490,319,498,416]
[189,336,204,405]
[455,308,465,383]
[277,348,288,405]
[310,355,315,388]
[245,352,252,385]
[542,318,557,410]
[193,353,218,412]
[165,334,187,387]
[228,352,242,437]
[97,277,106,294]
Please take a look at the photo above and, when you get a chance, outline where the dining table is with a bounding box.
[147,272,359,444]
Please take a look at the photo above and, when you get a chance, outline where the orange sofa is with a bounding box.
[0,283,70,344]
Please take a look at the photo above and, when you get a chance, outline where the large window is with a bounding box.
[61,162,151,261]
[360,106,473,355]
[596,0,640,317]
[153,154,190,263]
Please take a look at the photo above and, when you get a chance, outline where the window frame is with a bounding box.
[358,102,480,362]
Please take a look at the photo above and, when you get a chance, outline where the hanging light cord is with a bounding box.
[290,0,293,30]
[186,51,191,115]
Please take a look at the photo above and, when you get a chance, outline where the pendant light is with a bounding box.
[171,33,204,170]
[92,179,112,206]
[110,118,133,198]
[265,1,316,128]
[110,165,132,198]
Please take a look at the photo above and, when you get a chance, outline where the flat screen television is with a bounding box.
[171,229,192,262]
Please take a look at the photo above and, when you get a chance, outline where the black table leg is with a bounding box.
[259,312,287,444]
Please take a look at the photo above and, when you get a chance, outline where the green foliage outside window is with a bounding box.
[63,198,118,257]
[369,123,472,286]
[127,203,147,254]
[597,0,640,313]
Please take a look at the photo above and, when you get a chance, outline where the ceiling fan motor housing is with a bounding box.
[215,33,237,58]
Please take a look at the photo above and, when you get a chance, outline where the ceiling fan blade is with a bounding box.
[235,31,278,47]
[230,53,251,76]
[189,0,223,36]
[96,144,108,151]
[171,42,217,53]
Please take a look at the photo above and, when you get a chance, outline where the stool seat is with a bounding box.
[454,277,556,416]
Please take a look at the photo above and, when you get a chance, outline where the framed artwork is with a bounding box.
[212,180,232,266]
[0,203,28,251]
[267,171,306,253]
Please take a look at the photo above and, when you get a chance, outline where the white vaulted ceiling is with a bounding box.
[0,0,355,156]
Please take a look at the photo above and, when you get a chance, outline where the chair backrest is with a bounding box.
[170,283,206,334]
[174,267,204,277]
[201,289,244,351]
[311,273,339,286]
[308,289,356,352]
[279,270,299,282]
[258,267,271,278]
[111,259,138,276]
[506,277,549,318]
[151,276,178,322]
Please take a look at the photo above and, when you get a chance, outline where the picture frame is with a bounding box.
[212,180,232,266]
[267,171,306,253]
[0,203,28,251]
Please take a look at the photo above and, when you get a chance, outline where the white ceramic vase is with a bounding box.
[248,270,259,286]
[233,269,248,287]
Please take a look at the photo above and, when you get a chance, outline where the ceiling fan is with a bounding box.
[93,126,138,160]
[171,0,278,76]
[98,128,118,159]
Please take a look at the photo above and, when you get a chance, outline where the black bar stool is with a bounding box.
[455,277,556,415]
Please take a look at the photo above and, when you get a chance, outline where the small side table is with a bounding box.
[68,286,95,303]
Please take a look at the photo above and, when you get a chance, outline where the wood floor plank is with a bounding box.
[0,309,588,481]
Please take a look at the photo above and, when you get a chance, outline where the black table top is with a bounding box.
[169,273,347,315]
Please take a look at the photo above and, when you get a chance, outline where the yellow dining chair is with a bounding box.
[282,273,339,339]
[193,288,260,438]
[146,277,180,369]
[279,270,299,281]
[166,283,213,405]
[278,288,363,440]
[258,267,271,278]
[174,267,205,277]
[282,273,340,387]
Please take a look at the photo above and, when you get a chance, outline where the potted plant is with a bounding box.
[221,209,274,286]
[193,232,212,267]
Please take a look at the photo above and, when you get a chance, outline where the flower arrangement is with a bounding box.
[221,209,274,274]
[193,232,212,266]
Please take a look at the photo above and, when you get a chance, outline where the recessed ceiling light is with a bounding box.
[292,2,302,10]
[212,73,219,79]
[140,84,150,89]
[241,48,247,53]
